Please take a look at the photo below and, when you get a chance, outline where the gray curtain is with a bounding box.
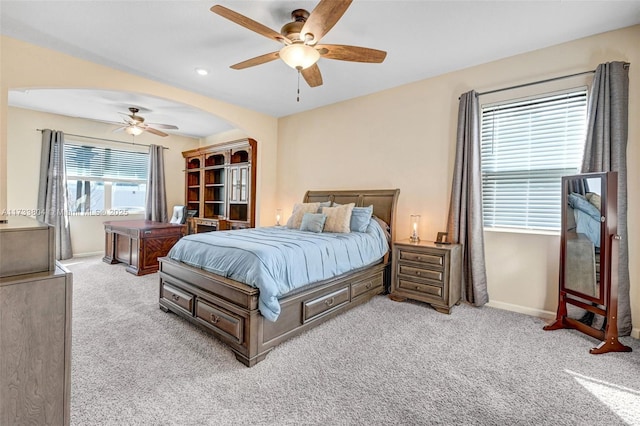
[447,90,489,306]
[581,61,631,335]
[37,129,73,260]
[145,144,168,222]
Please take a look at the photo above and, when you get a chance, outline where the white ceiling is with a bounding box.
[2,0,640,138]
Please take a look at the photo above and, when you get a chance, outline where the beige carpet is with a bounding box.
[63,256,640,425]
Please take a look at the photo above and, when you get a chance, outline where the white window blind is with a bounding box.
[481,89,588,231]
[65,144,148,181]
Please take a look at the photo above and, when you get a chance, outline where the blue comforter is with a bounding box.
[167,220,389,321]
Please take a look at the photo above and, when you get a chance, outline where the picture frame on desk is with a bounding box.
[436,231,451,244]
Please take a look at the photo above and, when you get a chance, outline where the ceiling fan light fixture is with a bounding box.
[279,43,320,70]
[125,125,144,136]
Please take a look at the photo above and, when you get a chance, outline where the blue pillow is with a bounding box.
[350,205,373,233]
[568,193,601,247]
[300,213,327,233]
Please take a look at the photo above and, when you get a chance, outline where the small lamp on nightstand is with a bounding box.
[410,214,420,242]
[275,209,282,226]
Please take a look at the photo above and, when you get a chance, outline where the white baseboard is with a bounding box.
[70,251,103,258]
[485,300,556,320]
[488,301,640,340]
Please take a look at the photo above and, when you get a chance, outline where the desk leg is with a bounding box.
[102,229,118,264]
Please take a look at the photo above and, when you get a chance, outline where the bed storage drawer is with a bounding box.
[303,286,350,323]
[351,273,383,299]
[161,283,194,315]
[195,299,244,344]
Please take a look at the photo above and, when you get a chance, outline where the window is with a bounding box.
[481,89,588,231]
[65,144,148,213]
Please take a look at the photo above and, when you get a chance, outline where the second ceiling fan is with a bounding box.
[211,0,387,88]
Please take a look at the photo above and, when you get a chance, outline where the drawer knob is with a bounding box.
[415,286,421,290]
[210,314,220,324]
[325,297,335,307]
[416,271,421,276]
[171,294,180,302]
[365,282,372,289]
[416,256,422,261]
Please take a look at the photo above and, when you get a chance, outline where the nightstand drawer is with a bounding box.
[398,279,443,297]
[398,264,443,282]
[399,250,443,267]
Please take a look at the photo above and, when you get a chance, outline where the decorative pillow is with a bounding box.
[300,213,327,233]
[316,201,332,212]
[568,193,601,247]
[285,202,321,229]
[350,205,374,232]
[322,203,355,233]
[586,192,601,211]
[372,215,391,243]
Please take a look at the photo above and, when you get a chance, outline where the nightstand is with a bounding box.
[389,239,462,314]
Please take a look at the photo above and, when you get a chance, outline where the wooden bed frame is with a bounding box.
[158,189,399,366]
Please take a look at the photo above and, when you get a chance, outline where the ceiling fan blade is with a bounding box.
[301,0,352,45]
[230,51,280,70]
[301,64,323,88]
[145,127,169,137]
[147,123,179,130]
[316,44,387,63]
[211,5,291,45]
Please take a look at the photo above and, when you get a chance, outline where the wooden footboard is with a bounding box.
[158,188,399,366]
[158,257,387,366]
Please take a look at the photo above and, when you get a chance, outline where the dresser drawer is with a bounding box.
[138,227,184,238]
[398,278,443,298]
[303,287,350,323]
[161,283,194,315]
[195,299,244,344]
[351,273,383,299]
[398,264,443,282]
[398,250,443,267]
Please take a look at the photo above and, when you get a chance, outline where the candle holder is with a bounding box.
[410,214,420,242]
[275,209,282,226]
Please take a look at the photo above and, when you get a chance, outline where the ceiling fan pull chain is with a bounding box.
[297,69,301,102]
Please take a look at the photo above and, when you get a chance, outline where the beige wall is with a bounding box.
[2,25,638,337]
[6,107,200,255]
[0,35,279,234]
[276,25,640,337]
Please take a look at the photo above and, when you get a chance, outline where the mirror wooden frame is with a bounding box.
[544,171,631,354]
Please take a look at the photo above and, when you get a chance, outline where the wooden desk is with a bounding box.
[103,220,185,276]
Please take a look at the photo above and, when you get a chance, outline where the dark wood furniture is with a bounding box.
[389,239,462,314]
[0,218,72,426]
[182,138,257,234]
[103,219,186,276]
[544,172,631,354]
[158,189,399,366]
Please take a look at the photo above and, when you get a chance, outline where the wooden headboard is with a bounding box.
[303,189,400,243]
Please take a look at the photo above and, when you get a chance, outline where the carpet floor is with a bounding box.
[62,256,640,425]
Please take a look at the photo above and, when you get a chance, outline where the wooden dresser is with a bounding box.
[390,239,462,314]
[103,220,186,275]
[0,217,72,426]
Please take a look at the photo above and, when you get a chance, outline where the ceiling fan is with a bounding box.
[210,0,387,88]
[113,107,178,137]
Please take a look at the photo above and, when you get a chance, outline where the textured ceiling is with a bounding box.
[3,0,640,138]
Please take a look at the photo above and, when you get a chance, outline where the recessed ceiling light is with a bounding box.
[195,68,209,76]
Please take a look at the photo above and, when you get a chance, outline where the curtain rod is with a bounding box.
[36,129,168,150]
[475,62,630,97]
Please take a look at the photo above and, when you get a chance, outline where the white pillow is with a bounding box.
[285,203,321,229]
[322,203,355,233]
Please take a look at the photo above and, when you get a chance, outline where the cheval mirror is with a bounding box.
[544,171,631,354]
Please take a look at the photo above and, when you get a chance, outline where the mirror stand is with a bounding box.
[543,172,631,354]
